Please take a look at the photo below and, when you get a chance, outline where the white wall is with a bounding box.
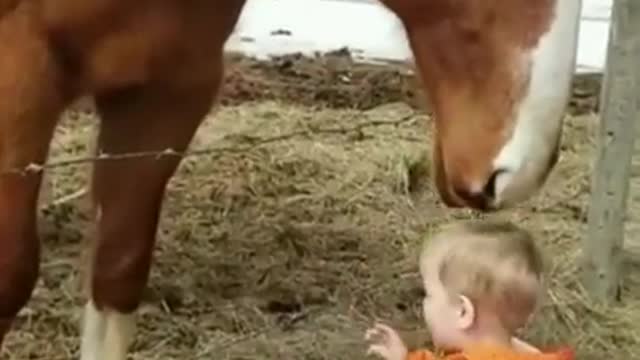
[224,0,612,74]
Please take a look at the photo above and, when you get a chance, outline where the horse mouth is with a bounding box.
[431,144,500,212]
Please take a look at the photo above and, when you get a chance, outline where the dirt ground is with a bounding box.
[3,49,638,360]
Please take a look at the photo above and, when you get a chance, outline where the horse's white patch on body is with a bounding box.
[492,0,583,206]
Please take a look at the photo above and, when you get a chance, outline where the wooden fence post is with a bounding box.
[581,0,640,302]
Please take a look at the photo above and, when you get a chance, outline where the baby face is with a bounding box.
[420,251,466,351]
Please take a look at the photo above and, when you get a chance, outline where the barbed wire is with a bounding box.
[3,113,422,177]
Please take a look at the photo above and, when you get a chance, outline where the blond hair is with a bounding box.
[421,220,545,332]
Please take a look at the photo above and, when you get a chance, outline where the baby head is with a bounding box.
[419,220,544,352]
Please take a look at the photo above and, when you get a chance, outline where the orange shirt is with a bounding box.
[406,344,574,360]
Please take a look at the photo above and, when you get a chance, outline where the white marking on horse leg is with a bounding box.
[103,309,136,360]
[79,300,136,360]
[80,300,107,360]
[80,206,108,360]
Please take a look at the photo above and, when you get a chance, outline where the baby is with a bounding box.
[365,220,573,360]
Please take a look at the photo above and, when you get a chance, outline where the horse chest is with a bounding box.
[47,6,195,93]
[82,23,182,90]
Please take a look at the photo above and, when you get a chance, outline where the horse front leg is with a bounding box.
[80,69,222,360]
[0,13,64,347]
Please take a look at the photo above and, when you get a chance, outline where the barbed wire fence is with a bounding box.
[6,109,586,215]
[4,114,421,178]
[4,113,422,208]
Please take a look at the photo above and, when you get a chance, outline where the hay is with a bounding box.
[2,52,638,360]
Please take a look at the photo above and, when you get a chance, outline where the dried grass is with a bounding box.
[5,52,640,360]
[2,53,637,360]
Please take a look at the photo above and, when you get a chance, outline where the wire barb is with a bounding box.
[1,114,419,177]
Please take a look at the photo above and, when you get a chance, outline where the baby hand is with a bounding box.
[365,322,408,360]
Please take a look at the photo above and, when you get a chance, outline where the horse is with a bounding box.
[0,0,582,358]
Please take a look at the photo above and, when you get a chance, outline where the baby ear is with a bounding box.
[456,294,475,329]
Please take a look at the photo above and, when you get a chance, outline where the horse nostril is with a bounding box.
[452,186,490,211]
[449,169,510,210]
[483,168,508,200]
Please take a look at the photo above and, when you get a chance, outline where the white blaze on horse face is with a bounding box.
[491,0,583,207]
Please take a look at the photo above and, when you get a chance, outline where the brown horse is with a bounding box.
[0,0,582,358]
